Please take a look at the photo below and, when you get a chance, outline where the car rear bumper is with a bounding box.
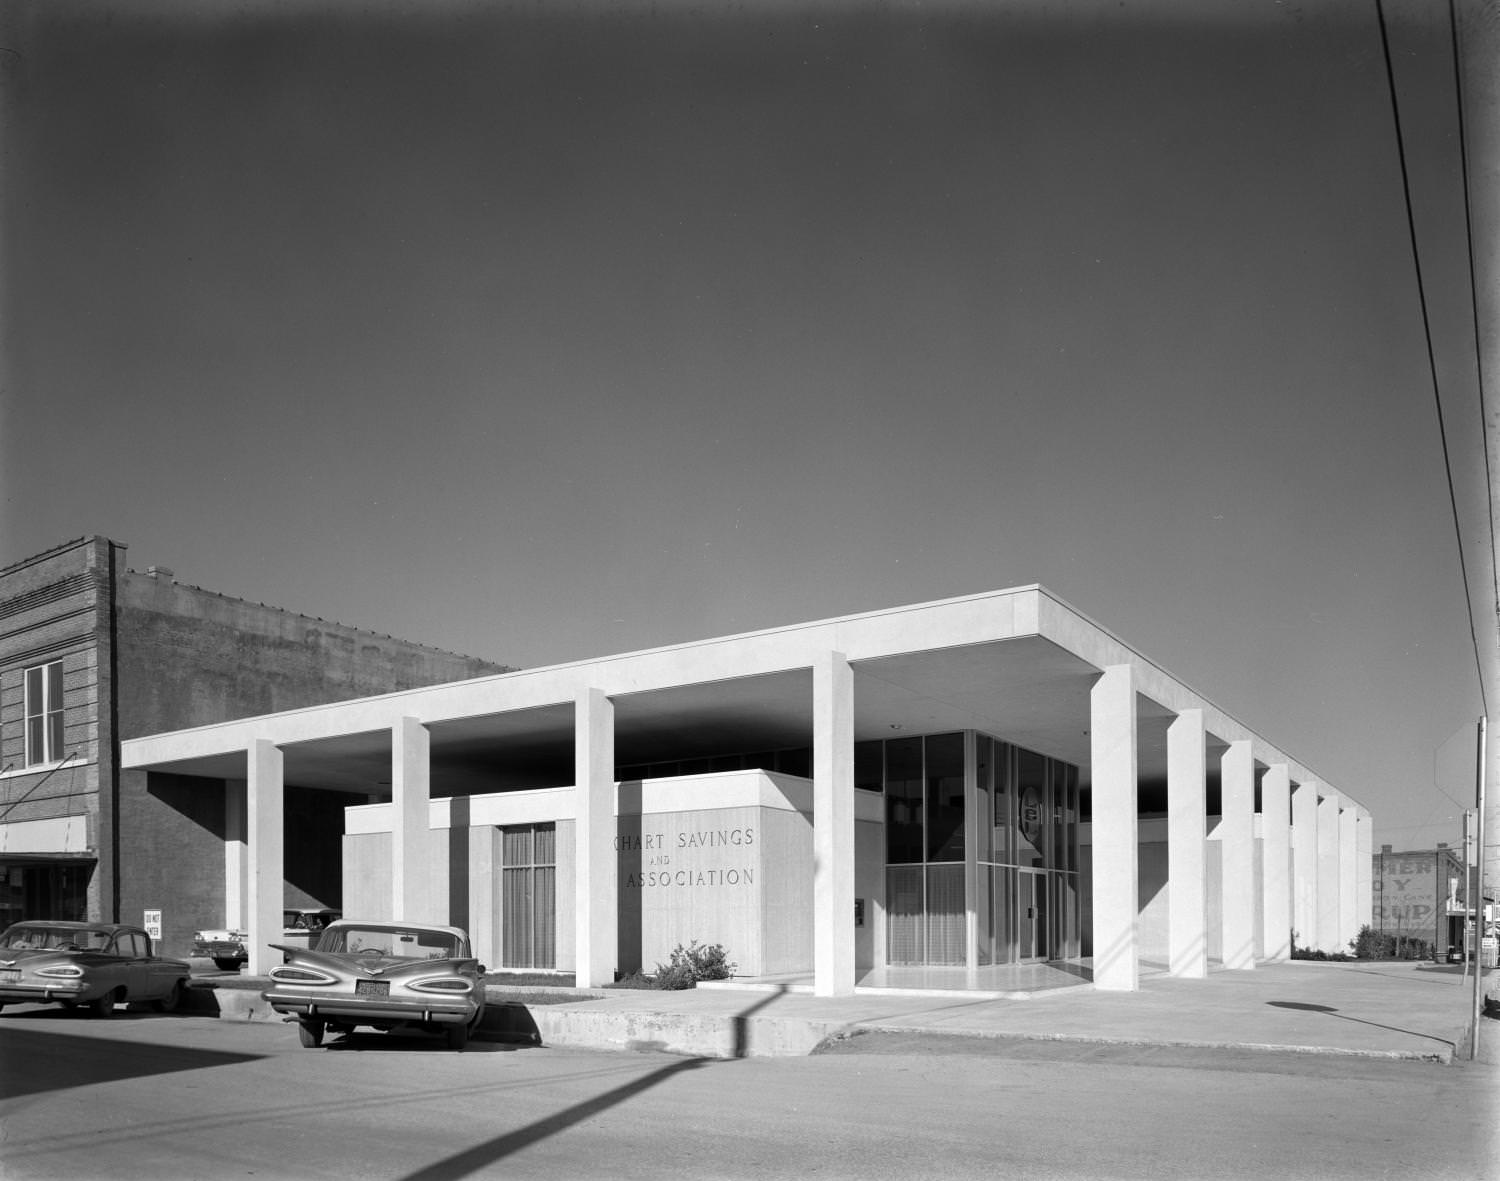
[0,983,92,1003]
[262,991,478,1026]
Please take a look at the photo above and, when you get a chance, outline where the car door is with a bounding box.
[109,930,150,1001]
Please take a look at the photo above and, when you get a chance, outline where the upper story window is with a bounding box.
[24,660,64,766]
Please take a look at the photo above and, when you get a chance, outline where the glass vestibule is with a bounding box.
[868,730,1081,968]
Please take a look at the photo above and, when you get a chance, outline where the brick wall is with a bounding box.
[113,566,512,955]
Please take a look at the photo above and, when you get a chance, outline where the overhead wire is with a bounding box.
[1372,0,1490,716]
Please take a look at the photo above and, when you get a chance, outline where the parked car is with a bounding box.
[192,908,343,971]
[262,920,486,1049]
[0,921,190,1017]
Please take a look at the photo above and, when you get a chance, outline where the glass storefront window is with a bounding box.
[855,741,883,794]
[993,741,1012,866]
[877,729,1079,970]
[1015,748,1046,868]
[924,733,965,862]
[884,737,924,864]
[975,737,993,863]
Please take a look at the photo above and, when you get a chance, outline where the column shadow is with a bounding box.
[396,983,796,1180]
[1266,1000,1455,1050]
[397,1055,711,1181]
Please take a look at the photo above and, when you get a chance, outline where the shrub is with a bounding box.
[1352,925,1390,959]
[1348,926,1434,961]
[651,941,737,990]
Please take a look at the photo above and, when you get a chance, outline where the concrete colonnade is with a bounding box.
[1103,689,1331,989]
[224,652,1359,988]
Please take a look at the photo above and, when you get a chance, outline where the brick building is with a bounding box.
[0,536,511,955]
[1371,843,1471,955]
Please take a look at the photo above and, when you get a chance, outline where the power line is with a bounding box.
[1373,0,1489,715]
[1448,0,1500,675]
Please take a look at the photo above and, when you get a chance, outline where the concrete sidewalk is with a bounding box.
[519,960,1488,1061]
[191,959,1494,1062]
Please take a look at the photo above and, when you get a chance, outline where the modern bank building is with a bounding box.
[119,585,1373,996]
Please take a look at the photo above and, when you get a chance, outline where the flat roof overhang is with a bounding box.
[120,585,1359,810]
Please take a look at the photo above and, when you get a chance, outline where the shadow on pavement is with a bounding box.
[0,1025,263,1099]
[394,984,797,1179]
[397,1055,713,1181]
[1266,1000,1455,1052]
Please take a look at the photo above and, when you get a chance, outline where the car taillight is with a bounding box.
[36,965,84,978]
[267,966,336,985]
[410,977,474,994]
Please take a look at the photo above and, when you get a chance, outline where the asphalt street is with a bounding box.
[1,1003,1494,1181]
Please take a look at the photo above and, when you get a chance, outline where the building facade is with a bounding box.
[1371,843,1471,956]
[0,536,511,953]
[122,585,1374,994]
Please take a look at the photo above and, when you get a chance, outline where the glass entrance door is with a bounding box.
[1017,869,1048,961]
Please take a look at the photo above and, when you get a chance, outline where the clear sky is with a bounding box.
[0,0,1485,851]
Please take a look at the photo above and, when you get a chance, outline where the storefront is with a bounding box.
[0,857,92,929]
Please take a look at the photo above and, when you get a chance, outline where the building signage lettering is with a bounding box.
[623,868,755,888]
[615,827,755,851]
[617,826,755,890]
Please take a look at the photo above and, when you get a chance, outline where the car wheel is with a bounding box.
[88,991,117,1019]
[298,1019,325,1048]
[152,979,185,1013]
[212,958,241,973]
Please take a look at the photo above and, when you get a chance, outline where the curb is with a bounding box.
[179,980,1463,1062]
[828,1024,1455,1063]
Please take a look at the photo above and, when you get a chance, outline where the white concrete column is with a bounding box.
[1338,804,1358,949]
[1316,792,1341,953]
[1090,665,1138,991]
[813,650,856,997]
[225,779,247,932]
[1291,780,1318,953]
[1167,709,1207,978]
[1260,764,1292,962]
[963,730,980,973]
[245,739,284,977]
[574,687,617,988]
[1220,741,1256,969]
[1355,808,1373,933]
[392,716,431,922]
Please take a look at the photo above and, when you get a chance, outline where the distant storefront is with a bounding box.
[1372,844,1470,955]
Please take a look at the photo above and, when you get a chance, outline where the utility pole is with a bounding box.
[1472,718,1487,1060]
[1462,809,1473,982]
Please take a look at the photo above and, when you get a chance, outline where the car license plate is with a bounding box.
[0,969,19,983]
[354,980,389,998]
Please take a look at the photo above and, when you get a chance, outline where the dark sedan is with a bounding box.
[0,921,191,1017]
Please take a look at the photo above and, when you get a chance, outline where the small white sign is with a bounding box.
[144,909,162,940]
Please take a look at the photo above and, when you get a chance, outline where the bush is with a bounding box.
[651,941,737,990]
[1349,925,1434,961]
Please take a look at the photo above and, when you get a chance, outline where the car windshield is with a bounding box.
[316,925,462,960]
[0,925,114,952]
